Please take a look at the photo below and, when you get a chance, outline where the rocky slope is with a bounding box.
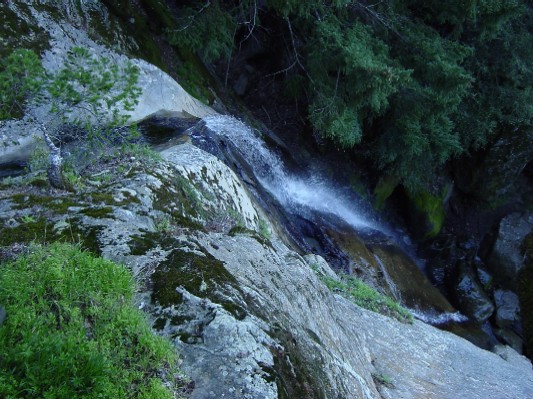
[1,141,532,398]
[1,2,533,398]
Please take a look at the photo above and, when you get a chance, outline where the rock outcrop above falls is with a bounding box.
[2,143,532,398]
[0,1,216,165]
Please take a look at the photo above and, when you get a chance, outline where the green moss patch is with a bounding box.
[10,194,79,213]
[128,231,179,256]
[269,327,328,399]
[407,186,451,239]
[228,226,273,249]
[0,243,185,399]
[151,172,205,222]
[0,4,50,60]
[373,175,399,209]
[80,206,115,219]
[0,217,103,256]
[151,248,247,320]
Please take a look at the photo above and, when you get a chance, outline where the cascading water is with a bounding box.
[202,114,376,230]
[189,114,471,330]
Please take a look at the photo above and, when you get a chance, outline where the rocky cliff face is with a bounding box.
[1,2,533,398]
[2,142,532,398]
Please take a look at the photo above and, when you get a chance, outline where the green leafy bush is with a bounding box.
[0,243,185,399]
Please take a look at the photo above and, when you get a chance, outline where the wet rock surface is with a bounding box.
[453,262,495,322]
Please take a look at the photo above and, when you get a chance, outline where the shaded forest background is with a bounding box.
[169,0,533,196]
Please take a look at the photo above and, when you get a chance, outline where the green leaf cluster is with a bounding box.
[168,1,238,62]
[0,243,184,399]
[307,15,410,148]
[0,49,45,120]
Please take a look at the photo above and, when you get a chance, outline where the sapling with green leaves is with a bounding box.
[0,47,141,189]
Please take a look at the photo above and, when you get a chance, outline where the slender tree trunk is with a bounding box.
[42,130,66,190]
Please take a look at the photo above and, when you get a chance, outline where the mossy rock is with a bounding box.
[0,217,102,256]
[405,184,451,240]
[151,246,247,320]
[270,327,328,399]
[373,175,400,209]
[0,4,51,59]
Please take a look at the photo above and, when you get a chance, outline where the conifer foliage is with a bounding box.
[0,47,141,189]
[171,0,533,191]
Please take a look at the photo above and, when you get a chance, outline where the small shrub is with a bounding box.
[121,142,163,165]
[318,274,413,323]
[0,243,186,399]
[258,218,271,240]
[154,214,172,233]
[372,372,395,388]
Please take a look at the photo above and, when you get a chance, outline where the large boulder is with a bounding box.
[483,212,533,290]
[494,289,521,330]
[453,262,495,322]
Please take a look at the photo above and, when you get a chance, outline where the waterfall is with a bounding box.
[202,115,376,230]
[410,309,469,325]
[198,114,469,329]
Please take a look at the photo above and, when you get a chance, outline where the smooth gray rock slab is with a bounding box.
[358,305,533,399]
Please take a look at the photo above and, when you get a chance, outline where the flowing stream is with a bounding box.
[195,114,473,327]
[145,113,472,329]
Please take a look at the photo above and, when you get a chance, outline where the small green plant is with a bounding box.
[0,243,186,398]
[0,176,15,187]
[63,167,86,191]
[20,214,36,224]
[258,218,271,240]
[372,372,394,389]
[227,207,245,228]
[27,142,49,172]
[154,214,172,233]
[121,142,163,165]
[318,273,413,323]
